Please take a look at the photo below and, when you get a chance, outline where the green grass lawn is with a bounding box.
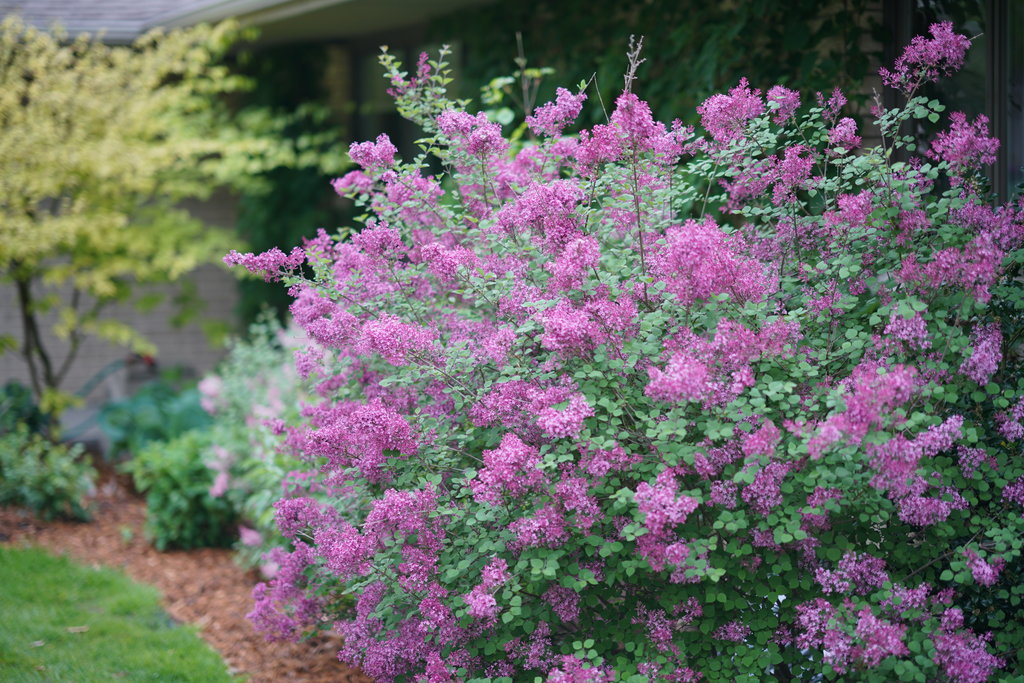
[0,546,237,682]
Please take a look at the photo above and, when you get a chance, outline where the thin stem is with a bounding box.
[630,144,650,307]
[15,271,56,395]
[699,162,720,219]
[515,33,534,118]
[899,527,981,584]
[386,261,425,326]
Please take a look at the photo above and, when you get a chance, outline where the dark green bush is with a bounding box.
[122,429,237,551]
[0,425,95,520]
[0,381,51,436]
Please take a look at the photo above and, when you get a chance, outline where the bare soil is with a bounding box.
[0,474,371,683]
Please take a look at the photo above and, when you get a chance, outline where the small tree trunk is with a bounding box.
[14,272,57,396]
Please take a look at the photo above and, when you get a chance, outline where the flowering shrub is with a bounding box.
[229,27,1023,681]
[195,318,366,571]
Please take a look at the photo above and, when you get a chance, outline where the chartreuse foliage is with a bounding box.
[0,16,344,413]
[0,546,235,681]
[228,24,1023,682]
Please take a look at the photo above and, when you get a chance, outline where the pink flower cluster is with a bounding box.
[545,235,600,291]
[880,21,972,93]
[815,552,889,595]
[927,112,999,180]
[470,433,544,504]
[997,399,1024,441]
[827,117,861,152]
[526,87,587,137]
[963,548,1005,587]
[766,85,800,124]
[959,323,1002,385]
[470,379,594,440]
[884,311,931,350]
[933,608,1004,683]
[348,133,398,174]
[437,110,508,158]
[740,461,790,517]
[808,362,919,458]
[651,218,772,307]
[713,621,751,642]
[361,314,435,365]
[697,78,764,143]
[647,319,795,408]
[224,246,305,281]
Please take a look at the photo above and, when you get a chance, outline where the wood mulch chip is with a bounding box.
[0,472,371,683]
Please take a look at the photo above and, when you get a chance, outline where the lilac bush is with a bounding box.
[227,27,1023,681]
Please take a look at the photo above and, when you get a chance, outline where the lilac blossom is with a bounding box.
[959,323,1002,384]
[698,78,764,143]
[852,609,908,667]
[927,112,999,179]
[714,621,751,642]
[348,133,398,173]
[964,548,1005,587]
[881,22,972,93]
[223,246,305,282]
[527,87,587,137]
[437,110,508,157]
[766,85,800,124]
[827,117,861,152]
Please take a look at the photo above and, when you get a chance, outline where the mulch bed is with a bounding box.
[0,471,371,683]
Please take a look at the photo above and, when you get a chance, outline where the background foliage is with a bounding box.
[98,377,212,461]
[123,428,239,551]
[432,0,882,124]
[232,44,351,325]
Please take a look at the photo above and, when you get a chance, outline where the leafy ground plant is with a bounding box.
[228,25,1023,682]
[0,546,235,681]
[0,426,95,521]
[123,429,238,551]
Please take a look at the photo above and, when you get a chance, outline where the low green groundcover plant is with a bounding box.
[123,429,238,551]
[0,425,95,521]
[226,24,1023,681]
[0,546,235,681]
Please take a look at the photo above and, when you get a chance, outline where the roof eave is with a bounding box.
[147,0,352,30]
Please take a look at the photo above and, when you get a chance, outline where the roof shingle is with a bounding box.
[0,0,225,41]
